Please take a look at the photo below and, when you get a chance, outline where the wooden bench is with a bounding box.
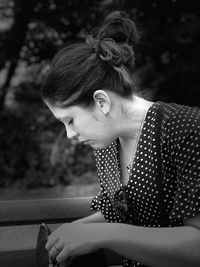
[0,197,123,267]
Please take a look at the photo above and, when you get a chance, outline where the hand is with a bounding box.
[45,223,104,264]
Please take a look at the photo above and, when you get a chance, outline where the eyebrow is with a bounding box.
[57,115,71,122]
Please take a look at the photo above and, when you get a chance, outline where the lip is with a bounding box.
[84,140,92,144]
[80,140,90,144]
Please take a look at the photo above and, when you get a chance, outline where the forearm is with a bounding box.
[99,223,200,267]
[73,211,106,224]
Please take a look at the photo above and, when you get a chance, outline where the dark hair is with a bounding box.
[41,10,140,108]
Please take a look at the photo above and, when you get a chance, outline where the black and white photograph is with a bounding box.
[0,1,200,266]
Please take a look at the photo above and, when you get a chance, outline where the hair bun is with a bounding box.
[100,10,140,48]
[86,34,134,69]
[87,11,140,69]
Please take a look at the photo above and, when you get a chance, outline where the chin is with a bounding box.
[90,141,112,150]
[90,143,103,150]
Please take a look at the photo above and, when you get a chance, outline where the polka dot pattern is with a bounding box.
[90,101,200,267]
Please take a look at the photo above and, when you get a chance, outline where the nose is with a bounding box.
[65,125,78,140]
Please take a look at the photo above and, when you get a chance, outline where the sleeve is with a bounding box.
[90,188,122,222]
[90,145,124,222]
[170,128,200,221]
[90,190,106,212]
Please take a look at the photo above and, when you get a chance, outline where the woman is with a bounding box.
[42,11,200,267]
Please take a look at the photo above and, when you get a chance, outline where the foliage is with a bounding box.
[0,0,200,188]
[0,80,97,188]
[122,0,200,106]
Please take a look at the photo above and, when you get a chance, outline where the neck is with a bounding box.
[117,96,154,142]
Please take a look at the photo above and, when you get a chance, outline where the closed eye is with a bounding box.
[68,119,73,126]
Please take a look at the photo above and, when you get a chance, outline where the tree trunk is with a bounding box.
[0,60,17,111]
[0,0,37,110]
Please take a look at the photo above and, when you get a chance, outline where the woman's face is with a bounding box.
[46,102,118,150]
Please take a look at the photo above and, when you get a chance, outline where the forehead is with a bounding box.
[46,102,90,120]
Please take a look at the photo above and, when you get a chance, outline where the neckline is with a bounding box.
[116,101,157,187]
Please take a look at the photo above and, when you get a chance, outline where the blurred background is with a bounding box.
[0,0,200,200]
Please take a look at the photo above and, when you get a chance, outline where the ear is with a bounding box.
[93,90,111,116]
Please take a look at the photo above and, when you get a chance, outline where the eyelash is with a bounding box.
[68,119,73,126]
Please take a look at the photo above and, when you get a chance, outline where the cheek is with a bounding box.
[75,118,97,133]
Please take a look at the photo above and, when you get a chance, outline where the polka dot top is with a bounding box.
[90,101,200,267]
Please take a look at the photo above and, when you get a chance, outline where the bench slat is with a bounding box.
[0,197,93,226]
[0,197,123,266]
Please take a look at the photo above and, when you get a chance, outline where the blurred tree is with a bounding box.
[0,0,36,110]
[0,0,200,189]
[0,0,116,109]
[1,0,200,107]
[0,0,115,188]
[119,0,200,106]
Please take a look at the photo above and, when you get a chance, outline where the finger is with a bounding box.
[49,244,60,259]
[66,256,76,265]
[59,258,75,267]
[46,224,65,249]
[53,240,65,253]
[45,236,59,251]
[64,258,74,267]
[60,261,74,267]
[56,246,71,264]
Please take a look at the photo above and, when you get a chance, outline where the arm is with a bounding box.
[100,216,200,267]
[72,211,106,224]
[46,216,200,267]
